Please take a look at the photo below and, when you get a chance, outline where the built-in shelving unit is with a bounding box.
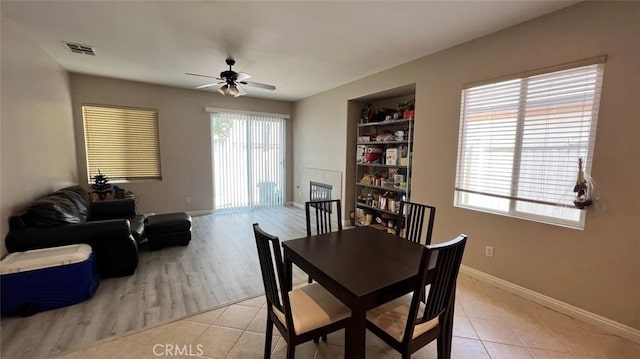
[353,93,415,229]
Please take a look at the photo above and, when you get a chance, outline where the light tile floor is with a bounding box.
[58,274,640,358]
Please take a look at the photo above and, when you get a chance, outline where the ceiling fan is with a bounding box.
[186,58,276,97]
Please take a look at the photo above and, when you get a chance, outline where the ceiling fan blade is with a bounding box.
[235,72,251,82]
[185,72,222,80]
[240,81,276,91]
[195,82,225,89]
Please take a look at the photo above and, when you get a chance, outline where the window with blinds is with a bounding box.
[210,110,286,211]
[82,105,162,182]
[455,61,604,228]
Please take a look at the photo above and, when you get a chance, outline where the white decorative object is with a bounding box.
[385,148,398,165]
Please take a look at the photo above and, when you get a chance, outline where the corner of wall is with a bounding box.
[1,17,77,257]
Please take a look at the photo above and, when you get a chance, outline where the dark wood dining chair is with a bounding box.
[366,234,467,359]
[252,223,351,359]
[305,199,343,237]
[395,200,436,244]
[305,199,342,284]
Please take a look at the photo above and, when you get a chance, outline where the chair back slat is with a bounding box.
[402,234,467,343]
[310,181,332,202]
[305,199,342,237]
[423,235,467,320]
[407,204,424,243]
[253,224,292,322]
[396,201,436,244]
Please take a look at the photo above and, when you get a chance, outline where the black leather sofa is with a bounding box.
[5,186,143,278]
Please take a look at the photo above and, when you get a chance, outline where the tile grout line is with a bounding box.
[463,276,569,357]
[188,306,228,357]
[462,287,524,358]
[221,303,264,359]
[527,306,584,358]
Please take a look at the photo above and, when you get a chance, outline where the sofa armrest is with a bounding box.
[5,219,139,277]
[90,199,137,220]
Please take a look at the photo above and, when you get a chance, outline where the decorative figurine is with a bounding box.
[91,170,113,200]
[573,158,592,208]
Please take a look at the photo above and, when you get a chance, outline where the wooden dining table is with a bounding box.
[282,226,455,359]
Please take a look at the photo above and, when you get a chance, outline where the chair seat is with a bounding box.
[367,293,439,342]
[274,282,350,335]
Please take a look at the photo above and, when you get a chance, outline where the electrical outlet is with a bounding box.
[185,196,191,204]
[485,246,494,258]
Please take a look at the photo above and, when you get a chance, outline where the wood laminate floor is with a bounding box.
[0,205,310,359]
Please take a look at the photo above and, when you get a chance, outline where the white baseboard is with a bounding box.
[290,202,304,209]
[460,265,640,344]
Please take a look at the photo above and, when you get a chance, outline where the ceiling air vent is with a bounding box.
[64,42,95,56]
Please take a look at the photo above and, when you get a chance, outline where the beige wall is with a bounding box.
[1,17,78,257]
[292,2,640,329]
[292,91,349,203]
[70,74,293,214]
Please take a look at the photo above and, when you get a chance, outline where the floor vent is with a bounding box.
[64,42,95,56]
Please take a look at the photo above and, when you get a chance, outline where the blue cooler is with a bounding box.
[0,244,99,316]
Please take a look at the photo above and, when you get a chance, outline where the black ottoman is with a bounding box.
[144,212,192,250]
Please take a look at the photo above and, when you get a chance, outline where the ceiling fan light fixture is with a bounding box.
[187,58,275,96]
[229,84,241,97]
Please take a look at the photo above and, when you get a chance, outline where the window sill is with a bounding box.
[454,203,585,230]
[87,178,163,185]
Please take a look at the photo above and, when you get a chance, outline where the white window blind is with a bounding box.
[82,105,161,181]
[455,62,604,228]
[210,111,286,211]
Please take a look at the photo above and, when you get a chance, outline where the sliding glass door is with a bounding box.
[211,111,286,211]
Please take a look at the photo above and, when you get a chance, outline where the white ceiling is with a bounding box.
[2,1,578,102]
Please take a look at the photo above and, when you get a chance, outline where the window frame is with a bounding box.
[82,104,162,183]
[454,57,605,229]
[206,108,288,211]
